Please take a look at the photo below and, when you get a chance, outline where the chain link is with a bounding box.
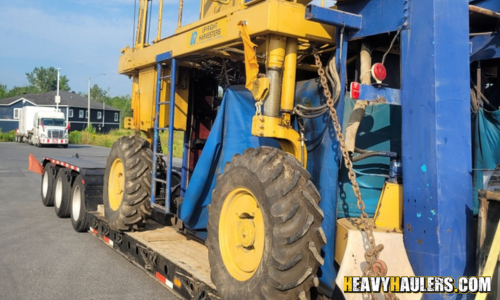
[312,47,397,300]
[255,100,263,116]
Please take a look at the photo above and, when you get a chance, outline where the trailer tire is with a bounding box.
[71,175,90,232]
[103,136,152,231]
[54,168,72,218]
[207,147,326,300]
[41,163,57,206]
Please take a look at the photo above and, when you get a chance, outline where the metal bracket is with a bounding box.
[156,51,173,63]
[305,5,362,31]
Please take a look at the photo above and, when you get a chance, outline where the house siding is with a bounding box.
[67,108,120,133]
[0,98,121,134]
[0,101,35,132]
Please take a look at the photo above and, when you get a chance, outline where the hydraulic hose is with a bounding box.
[345,42,371,153]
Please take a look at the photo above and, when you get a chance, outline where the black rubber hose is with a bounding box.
[351,150,398,162]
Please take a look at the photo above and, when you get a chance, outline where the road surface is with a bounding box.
[0,142,180,300]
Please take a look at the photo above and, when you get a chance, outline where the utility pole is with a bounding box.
[55,68,61,111]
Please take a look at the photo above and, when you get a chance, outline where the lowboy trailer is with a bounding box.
[38,155,210,299]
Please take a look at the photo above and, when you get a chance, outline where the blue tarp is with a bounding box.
[473,109,500,213]
[178,86,279,231]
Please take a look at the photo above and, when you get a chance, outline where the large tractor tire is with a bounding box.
[71,175,90,232]
[103,136,152,231]
[207,147,326,300]
[41,163,57,206]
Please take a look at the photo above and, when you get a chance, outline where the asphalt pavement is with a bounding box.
[0,142,179,300]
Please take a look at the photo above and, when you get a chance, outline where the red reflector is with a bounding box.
[371,63,387,83]
[81,179,85,184]
[156,272,166,283]
[350,82,361,99]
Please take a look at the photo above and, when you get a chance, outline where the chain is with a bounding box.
[312,47,396,299]
[255,100,263,116]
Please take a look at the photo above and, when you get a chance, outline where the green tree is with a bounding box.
[25,67,71,93]
[107,95,132,127]
[6,86,39,98]
[89,84,109,103]
[0,84,7,99]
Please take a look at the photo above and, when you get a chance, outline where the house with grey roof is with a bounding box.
[0,91,121,133]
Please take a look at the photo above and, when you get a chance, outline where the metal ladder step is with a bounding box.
[154,178,168,184]
[158,102,171,105]
[155,153,170,157]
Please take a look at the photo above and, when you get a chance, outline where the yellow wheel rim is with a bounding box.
[108,158,125,211]
[219,187,264,281]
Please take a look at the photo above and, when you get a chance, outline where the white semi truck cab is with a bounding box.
[31,111,69,148]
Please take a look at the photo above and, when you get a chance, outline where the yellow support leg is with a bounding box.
[475,221,500,300]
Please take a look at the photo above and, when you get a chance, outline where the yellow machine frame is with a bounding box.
[119,0,334,161]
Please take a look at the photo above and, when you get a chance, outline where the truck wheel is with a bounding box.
[71,175,90,232]
[41,163,57,206]
[207,147,326,300]
[54,168,72,218]
[103,136,152,231]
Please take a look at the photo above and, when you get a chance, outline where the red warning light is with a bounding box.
[350,82,361,99]
[371,63,387,83]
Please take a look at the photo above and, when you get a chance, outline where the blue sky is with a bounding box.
[0,0,199,97]
[0,0,329,97]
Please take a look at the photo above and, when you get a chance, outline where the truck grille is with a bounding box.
[48,130,64,139]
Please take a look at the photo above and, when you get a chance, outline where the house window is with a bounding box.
[13,108,21,119]
[97,111,102,120]
[69,109,73,118]
[79,110,84,118]
[114,113,119,122]
[86,111,88,119]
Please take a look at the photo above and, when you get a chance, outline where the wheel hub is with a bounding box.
[237,219,256,248]
[219,188,264,281]
[108,158,125,211]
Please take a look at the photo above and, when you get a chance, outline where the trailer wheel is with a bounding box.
[71,175,90,232]
[54,168,72,218]
[207,147,326,300]
[41,163,57,206]
[103,136,152,231]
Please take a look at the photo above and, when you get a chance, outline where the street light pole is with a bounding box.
[87,73,105,128]
[56,68,61,111]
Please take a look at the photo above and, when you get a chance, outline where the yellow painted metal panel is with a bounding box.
[118,0,334,75]
[373,182,403,232]
[137,66,156,132]
[158,66,189,131]
[186,19,228,48]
